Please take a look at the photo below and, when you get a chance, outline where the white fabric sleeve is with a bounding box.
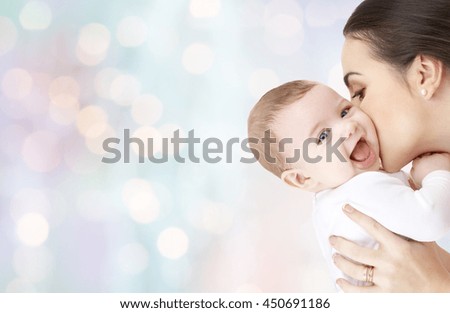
[312,170,450,290]
[313,201,377,290]
[347,170,450,242]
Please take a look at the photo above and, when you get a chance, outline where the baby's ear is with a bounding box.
[280,169,318,191]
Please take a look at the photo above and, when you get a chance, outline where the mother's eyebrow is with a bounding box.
[343,72,362,87]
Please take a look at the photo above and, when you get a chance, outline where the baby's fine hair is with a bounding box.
[247,80,316,178]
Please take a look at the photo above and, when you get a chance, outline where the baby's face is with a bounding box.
[274,84,381,191]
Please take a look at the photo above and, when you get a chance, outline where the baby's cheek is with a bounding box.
[326,163,352,186]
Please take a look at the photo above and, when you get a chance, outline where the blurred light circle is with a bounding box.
[21,130,61,172]
[50,92,79,108]
[182,43,214,75]
[157,227,189,259]
[6,278,35,292]
[0,16,17,56]
[117,16,148,47]
[49,94,80,125]
[48,76,80,124]
[263,12,304,56]
[131,94,163,125]
[18,73,49,116]
[75,47,107,66]
[16,213,49,246]
[128,188,160,224]
[84,125,115,155]
[78,23,111,55]
[118,243,149,275]
[122,178,160,224]
[240,1,265,28]
[109,74,141,106]
[189,0,221,18]
[263,0,304,56]
[19,1,52,30]
[76,105,108,138]
[1,68,33,100]
[248,68,279,99]
[264,0,303,19]
[265,14,301,38]
[264,32,303,56]
[13,246,53,282]
[49,76,80,100]
[94,67,121,98]
[305,0,338,27]
[122,179,152,205]
[10,188,51,222]
[131,126,163,157]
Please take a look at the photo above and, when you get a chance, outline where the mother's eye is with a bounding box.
[351,88,365,101]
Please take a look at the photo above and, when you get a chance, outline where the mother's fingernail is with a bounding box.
[342,204,354,213]
[332,253,338,263]
[329,236,336,245]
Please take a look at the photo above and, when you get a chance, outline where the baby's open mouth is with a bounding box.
[350,138,370,162]
[350,138,376,168]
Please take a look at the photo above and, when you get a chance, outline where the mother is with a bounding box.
[330,0,450,292]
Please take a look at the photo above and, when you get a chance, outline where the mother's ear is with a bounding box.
[280,168,318,191]
[410,54,444,100]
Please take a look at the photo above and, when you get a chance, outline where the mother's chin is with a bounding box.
[379,146,417,173]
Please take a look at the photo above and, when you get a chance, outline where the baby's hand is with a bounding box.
[410,152,450,188]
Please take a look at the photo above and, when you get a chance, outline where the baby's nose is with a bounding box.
[343,120,357,138]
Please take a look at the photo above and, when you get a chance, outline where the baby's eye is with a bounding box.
[317,128,332,145]
[340,107,351,118]
[351,88,366,102]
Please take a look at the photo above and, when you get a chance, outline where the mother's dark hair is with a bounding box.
[343,0,450,73]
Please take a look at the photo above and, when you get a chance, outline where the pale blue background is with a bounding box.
[2,0,447,292]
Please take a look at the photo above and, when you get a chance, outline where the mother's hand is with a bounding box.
[329,205,450,292]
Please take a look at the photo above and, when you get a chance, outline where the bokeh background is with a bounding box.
[4,0,447,293]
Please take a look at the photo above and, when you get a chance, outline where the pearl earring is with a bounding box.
[420,89,427,97]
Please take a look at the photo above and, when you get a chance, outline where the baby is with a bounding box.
[247,80,450,289]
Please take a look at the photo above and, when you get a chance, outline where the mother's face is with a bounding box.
[341,38,425,172]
